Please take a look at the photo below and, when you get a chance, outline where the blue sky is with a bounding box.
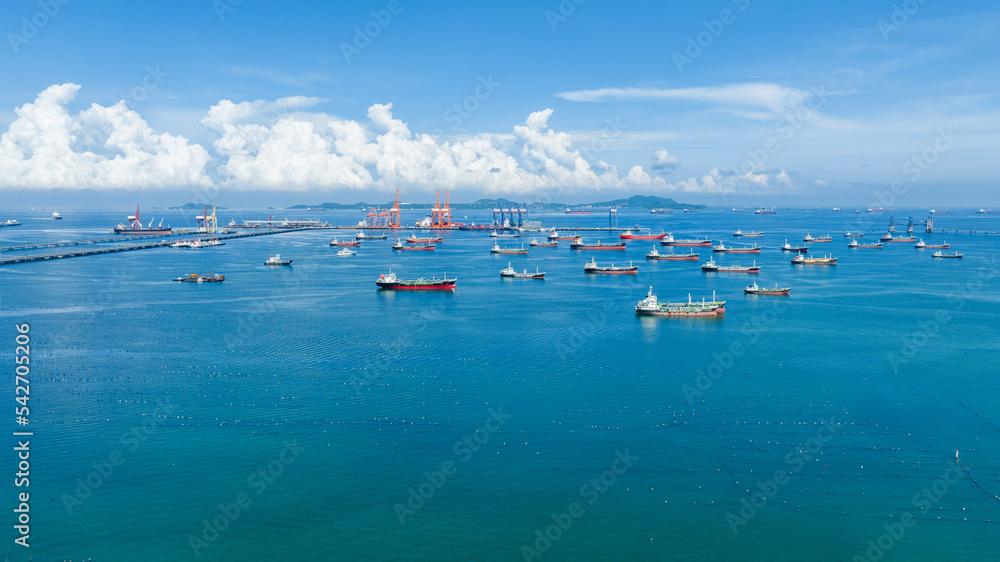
[1,0,998,207]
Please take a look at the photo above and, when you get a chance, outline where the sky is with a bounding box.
[0,0,998,208]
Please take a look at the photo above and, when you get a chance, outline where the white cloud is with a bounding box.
[814,179,829,186]
[651,149,680,170]
[776,169,792,185]
[0,84,212,189]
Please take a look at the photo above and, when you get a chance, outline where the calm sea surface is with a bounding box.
[1,207,999,561]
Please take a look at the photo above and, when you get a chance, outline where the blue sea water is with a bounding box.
[1,207,999,561]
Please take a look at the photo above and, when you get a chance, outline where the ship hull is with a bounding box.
[377,281,456,290]
[647,255,699,261]
[636,308,725,316]
[585,268,638,274]
[620,234,666,240]
[571,244,626,250]
[661,241,712,247]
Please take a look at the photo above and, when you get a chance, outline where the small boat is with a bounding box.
[264,254,293,265]
[393,240,435,251]
[635,287,725,316]
[355,231,388,240]
[660,234,712,247]
[803,233,832,242]
[500,263,545,279]
[529,239,558,247]
[843,232,864,237]
[791,254,837,265]
[570,239,627,250]
[977,208,993,214]
[52,212,63,220]
[929,209,950,214]
[337,248,357,256]
[646,247,699,261]
[330,238,360,247]
[584,258,638,274]
[701,259,760,273]
[490,243,528,254]
[376,271,456,290]
[547,231,580,241]
[781,240,809,253]
[173,273,225,283]
[932,251,963,258]
[406,234,443,244]
[849,240,883,248]
[619,230,667,240]
[732,228,763,237]
[713,243,761,253]
[914,239,949,249]
[744,282,790,295]
[754,207,776,214]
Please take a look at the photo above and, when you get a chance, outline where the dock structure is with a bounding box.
[0,233,173,252]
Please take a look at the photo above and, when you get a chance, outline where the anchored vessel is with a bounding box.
[52,212,63,220]
[792,254,837,265]
[803,233,832,243]
[844,232,864,237]
[733,228,763,237]
[264,254,292,265]
[490,243,528,254]
[173,273,225,283]
[744,282,790,295]
[570,239,627,250]
[646,247,699,260]
[635,287,725,316]
[500,263,545,279]
[547,231,580,241]
[393,240,435,251]
[713,243,761,253]
[376,271,456,290]
[754,207,776,214]
[701,259,760,273]
[337,248,357,256]
[932,251,963,258]
[619,230,667,240]
[114,206,171,234]
[915,239,949,249]
[330,238,360,247]
[849,240,882,248]
[489,231,520,238]
[584,258,638,274]
[881,233,916,242]
[529,239,557,247]
[660,234,712,247]
[782,240,809,252]
[406,234,443,244]
[355,231,388,240]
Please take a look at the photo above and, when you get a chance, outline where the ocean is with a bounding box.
[1,207,999,561]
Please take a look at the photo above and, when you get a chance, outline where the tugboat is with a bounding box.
[336,248,357,256]
[646,247,699,261]
[500,263,545,279]
[791,254,837,265]
[803,233,832,243]
[619,230,667,240]
[744,282,790,295]
[660,234,712,247]
[393,239,435,251]
[264,254,293,265]
[781,240,809,252]
[713,243,761,253]
[173,273,225,283]
[330,237,360,247]
[490,243,528,255]
[915,239,949,249]
[732,228,763,237]
[570,239,627,250]
[406,233,443,243]
[376,271,456,290]
[932,251,963,258]
[701,259,760,273]
[634,287,725,316]
[113,206,171,234]
[529,239,558,247]
[547,231,580,241]
[584,258,638,274]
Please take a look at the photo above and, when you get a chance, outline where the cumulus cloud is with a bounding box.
[0,84,212,189]
[776,169,792,185]
[651,149,680,171]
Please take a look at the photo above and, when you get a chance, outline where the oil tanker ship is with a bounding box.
[376,272,456,290]
[634,287,725,316]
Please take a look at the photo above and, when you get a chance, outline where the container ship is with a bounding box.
[848,240,882,248]
[570,239,627,250]
[803,233,831,242]
[732,228,763,237]
[713,243,761,254]
[701,259,760,273]
[915,239,949,249]
[490,243,527,255]
[791,254,837,265]
[646,247,699,261]
[584,258,638,274]
[744,282,790,295]
[619,230,667,240]
[660,234,712,247]
[376,272,456,290]
[500,263,545,279]
[114,206,171,234]
[635,287,725,316]
[781,240,809,252]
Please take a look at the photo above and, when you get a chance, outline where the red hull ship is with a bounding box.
[406,234,443,244]
[619,230,667,240]
[713,244,761,254]
[393,240,435,251]
[376,272,455,290]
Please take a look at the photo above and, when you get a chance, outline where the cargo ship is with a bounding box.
[376,271,456,290]
[701,259,759,273]
[330,238,360,247]
[529,239,558,247]
[880,234,916,242]
[650,208,673,214]
[406,234,443,243]
[791,254,837,265]
[52,212,63,220]
[570,239,627,250]
[500,263,545,279]
[489,230,520,238]
[490,243,527,255]
[781,240,809,252]
[713,243,761,253]
[584,258,638,274]
[393,240,435,251]
[635,287,725,316]
[914,239,949,249]
[547,231,580,241]
[932,251,963,258]
[619,230,667,240]
[744,282,790,295]
[645,247,699,261]
[355,231,388,240]
[848,240,882,248]
[754,207,776,214]
[173,273,224,283]
[843,232,864,237]
[732,228,763,237]
[660,234,712,247]
[265,254,293,265]
[113,206,171,234]
[803,233,831,242]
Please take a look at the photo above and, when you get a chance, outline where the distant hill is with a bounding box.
[287,195,703,210]
[169,203,227,210]
[588,195,704,209]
